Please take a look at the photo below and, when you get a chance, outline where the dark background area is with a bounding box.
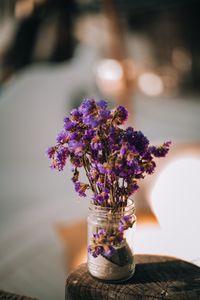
[0,0,200,94]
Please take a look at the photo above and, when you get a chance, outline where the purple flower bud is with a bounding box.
[70,108,82,121]
[84,129,95,140]
[88,169,98,181]
[126,127,134,136]
[120,145,127,157]
[56,131,68,143]
[46,146,56,159]
[63,117,76,131]
[93,233,99,239]
[79,99,96,115]
[97,99,108,109]
[74,181,88,197]
[97,163,107,174]
[150,141,171,157]
[88,245,93,254]
[113,106,128,125]
[133,131,149,154]
[98,229,106,236]
[83,115,99,128]
[103,245,114,257]
[94,246,103,257]
[127,180,139,194]
[119,214,136,233]
[145,161,156,174]
[68,140,84,156]
[91,136,102,151]
[54,147,69,171]
[69,132,79,140]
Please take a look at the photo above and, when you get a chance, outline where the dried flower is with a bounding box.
[47,98,171,257]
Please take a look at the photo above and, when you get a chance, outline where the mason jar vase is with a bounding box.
[87,199,136,282]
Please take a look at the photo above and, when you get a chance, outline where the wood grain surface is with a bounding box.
[66,254,200,300]
[0,290,39,300]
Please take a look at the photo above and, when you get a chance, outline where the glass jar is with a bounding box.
[87,199,136,282]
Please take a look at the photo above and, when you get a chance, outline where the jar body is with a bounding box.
[87,199,136,282]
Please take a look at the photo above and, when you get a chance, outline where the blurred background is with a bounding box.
[0,0,200,299]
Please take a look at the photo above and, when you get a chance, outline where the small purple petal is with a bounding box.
[104,246,114,257]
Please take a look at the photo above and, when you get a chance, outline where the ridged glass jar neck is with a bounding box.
[89,199,135,220]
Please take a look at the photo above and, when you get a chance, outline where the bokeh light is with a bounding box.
[138,72,164,96]
[96,59,123,81]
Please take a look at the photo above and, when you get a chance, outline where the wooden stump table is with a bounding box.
[0,290,39,300]
[65,254,200,299]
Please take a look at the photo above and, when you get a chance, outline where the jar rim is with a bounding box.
[89,198,135,212]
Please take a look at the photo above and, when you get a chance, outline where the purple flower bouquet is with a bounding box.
[47,99,170,281]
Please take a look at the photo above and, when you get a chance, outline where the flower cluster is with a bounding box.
[88,213,136,257]
[88,229,119,258]
[47,98,170,205]
[47,98,171,257]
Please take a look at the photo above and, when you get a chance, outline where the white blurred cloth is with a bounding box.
[0,44,98,300]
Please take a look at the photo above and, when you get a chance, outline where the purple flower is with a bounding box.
[119,214,135,232]
[46,146,56,159]
[70,108,82,121]
[88,169,99,181]
[103,245,114,257]
[93,190,109,205]
[74,181,88,197]
[98,109,111,122]
[97,99,108,109]
[126,126,134,137]
[83,115,99,128]
[56,131,68,143]
[79,98,96,115]
[83,111,110,128]
[88,245,104,257]
[116,232,124,243]
[108,126,122,153]
[54,147,69,171]
[127,160,142,175]
[120,145,127,157]
[132,131,149,154]
[129,182,139,194]
[70,156,83,167]
[113,106,128,125]
[97,163,107,174]
[150,141,171,157]
[144,161,156,174]
[47,98,171,231]
[68,140,84,156]
[69,132,79,140]
[88,227,126,258]
[98,229,106,236]
[91,141,102,151]
[79,99,111,128]
[96,181,104,189]
[84,129,95,140]
[88,245,93,254]
[63,117,76,131]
